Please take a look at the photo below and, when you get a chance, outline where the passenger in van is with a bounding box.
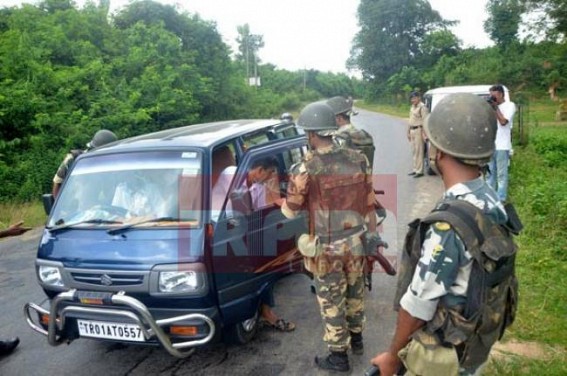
[111,170,167,218]
[211,152,295,332]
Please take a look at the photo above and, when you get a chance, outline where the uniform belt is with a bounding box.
[410,125,422,130]
[318,226,365,244]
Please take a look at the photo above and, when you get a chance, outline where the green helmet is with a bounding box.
[326,96,353,116]
[296,102,337,136]
[87,129,117,149]
[424,93,496,165]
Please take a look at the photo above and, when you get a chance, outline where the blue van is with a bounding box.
[24,119,309,357]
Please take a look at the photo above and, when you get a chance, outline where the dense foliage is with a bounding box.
[0,0,360,201]
[350,0,567,101]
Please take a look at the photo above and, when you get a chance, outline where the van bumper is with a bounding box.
[24,289,216,358]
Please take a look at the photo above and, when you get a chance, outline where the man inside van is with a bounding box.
[487,84,516,202]
[212,152,295,332]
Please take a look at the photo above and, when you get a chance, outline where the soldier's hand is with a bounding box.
[371,352,400,376]
[290,172,308,193]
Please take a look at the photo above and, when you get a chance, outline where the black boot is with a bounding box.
[0,337,19,356]
[315,350,350,372]
[350,332,363,355]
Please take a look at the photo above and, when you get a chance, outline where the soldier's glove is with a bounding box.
[362,231,388,256]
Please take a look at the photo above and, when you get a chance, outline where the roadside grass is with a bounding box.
[0,201,46,229]
[355,100,407,118]
[485,124,567,374]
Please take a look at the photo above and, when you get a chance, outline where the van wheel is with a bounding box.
[225,308,260,345]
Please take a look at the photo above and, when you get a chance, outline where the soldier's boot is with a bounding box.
[315,350,350,372]
[350,332,364,355]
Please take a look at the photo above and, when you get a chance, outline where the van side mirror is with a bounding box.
[42,193,54,215]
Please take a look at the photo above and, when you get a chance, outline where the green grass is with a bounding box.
[0,201,46,229]
[355,100,408,118]
[521,97,567,125]
[484,124,567,375]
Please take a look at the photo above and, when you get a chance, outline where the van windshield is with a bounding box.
[48,150,203,229]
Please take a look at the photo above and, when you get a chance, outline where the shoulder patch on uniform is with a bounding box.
[434,221,451,231]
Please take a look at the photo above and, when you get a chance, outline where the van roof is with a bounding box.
[92,119,297,153]
[425,85,509,96]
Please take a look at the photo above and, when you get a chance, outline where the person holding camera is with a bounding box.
[486,84,516,201]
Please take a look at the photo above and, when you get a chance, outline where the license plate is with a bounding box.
[77,319,145,342]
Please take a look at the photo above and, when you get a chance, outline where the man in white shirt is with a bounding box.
[487,84,516,201]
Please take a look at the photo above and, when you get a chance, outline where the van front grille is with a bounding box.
[70,272,144,287]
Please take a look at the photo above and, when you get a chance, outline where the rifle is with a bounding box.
[364,232,395,290]
[364,190,396,290]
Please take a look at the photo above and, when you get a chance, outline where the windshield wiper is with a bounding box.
[107,217,181,235]
[49,219,124,234]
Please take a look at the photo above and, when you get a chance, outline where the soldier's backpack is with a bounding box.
[394,199,523,370]
[335,128,375,169]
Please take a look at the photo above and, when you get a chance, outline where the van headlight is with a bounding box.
[39,265,64,287]
[150,263,207,296]
[159,271,198,292]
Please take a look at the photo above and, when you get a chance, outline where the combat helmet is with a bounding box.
[280,112,293,123]
[296,102,337,136]
[87,129,118,149]
[424,93,496,165]
[326,96,354,116]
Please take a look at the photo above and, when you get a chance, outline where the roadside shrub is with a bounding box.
[530,128,567,168]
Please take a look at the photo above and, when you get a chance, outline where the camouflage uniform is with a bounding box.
[53,150,83,185]
[282,143,374,352]
[334,123,375,170]
[399,177,507,375]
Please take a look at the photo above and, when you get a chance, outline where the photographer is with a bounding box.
[486,84,516,201]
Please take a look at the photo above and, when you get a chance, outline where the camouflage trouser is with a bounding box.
[313,255,365,352]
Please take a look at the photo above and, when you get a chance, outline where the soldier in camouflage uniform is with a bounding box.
[280,102,378,372]
[370,93,520,376]
[326,96,376,169]
[52,129,117,197]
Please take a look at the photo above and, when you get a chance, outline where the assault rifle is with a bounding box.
[364,189,396,291]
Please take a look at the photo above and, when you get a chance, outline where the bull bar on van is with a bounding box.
[24,289,215,358]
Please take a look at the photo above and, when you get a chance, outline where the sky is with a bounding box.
[0,0,494,74]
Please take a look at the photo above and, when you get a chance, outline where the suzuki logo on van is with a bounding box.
[100,274,113,286]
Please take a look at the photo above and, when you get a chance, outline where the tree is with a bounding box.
[484,0,524,47]
[349,0,453,97]
[520,0,567,40]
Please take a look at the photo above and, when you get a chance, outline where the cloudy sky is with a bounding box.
[0,0,493,74]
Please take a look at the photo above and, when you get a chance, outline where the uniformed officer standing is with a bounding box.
[407,92,428,177]
[280,102,377,372]
[370,93,520,375]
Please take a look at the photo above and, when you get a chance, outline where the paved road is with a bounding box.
[0,109,444,375]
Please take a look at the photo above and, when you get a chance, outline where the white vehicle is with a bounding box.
[422,85,512,174]
[423,85,510,112]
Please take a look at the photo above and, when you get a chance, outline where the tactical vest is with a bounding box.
[304,147,370,241]
[394,200,522,370]
[335,128,375,169]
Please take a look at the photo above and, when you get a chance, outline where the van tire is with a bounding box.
[225,308,260,345]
